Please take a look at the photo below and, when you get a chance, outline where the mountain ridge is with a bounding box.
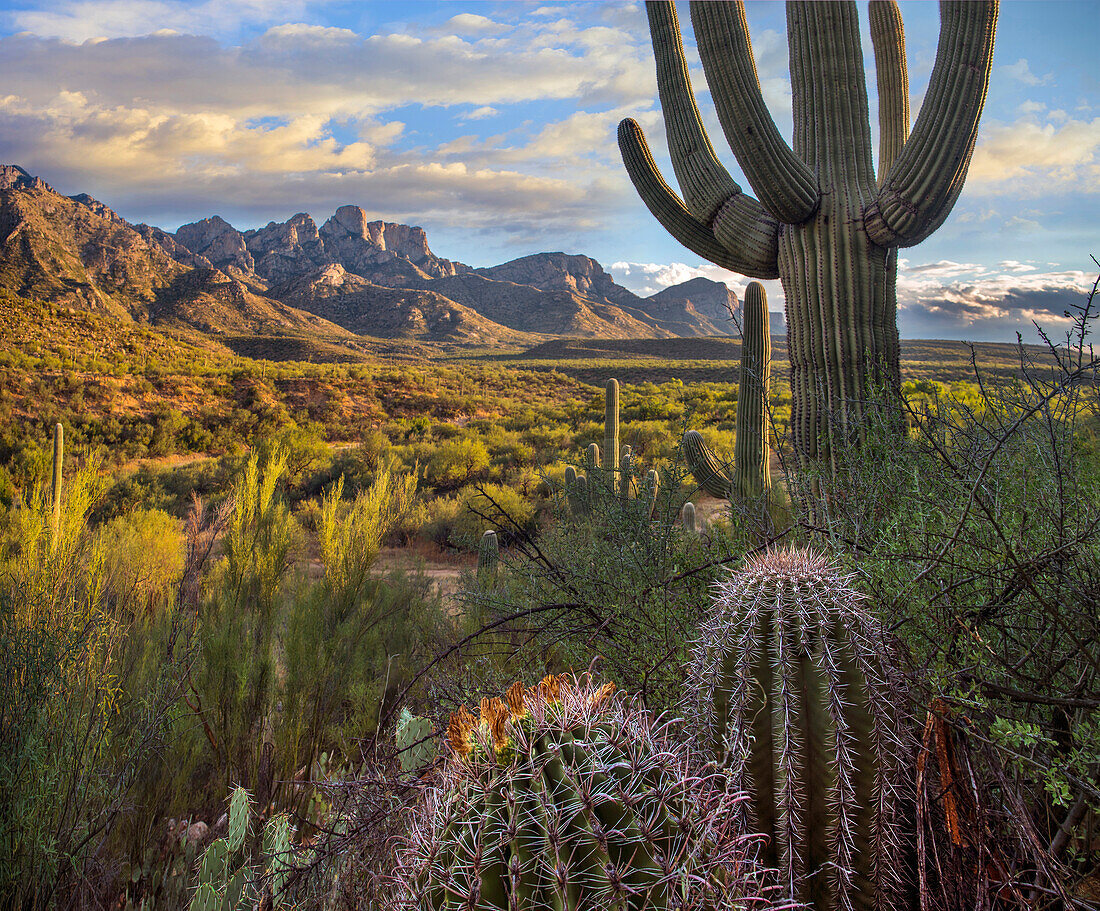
[0,165,746,349]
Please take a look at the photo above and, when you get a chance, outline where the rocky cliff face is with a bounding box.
[176,216,256,276]
[476,253,639,308]
[243,213,328,283]
[646,277,739,329]
[318,206,468,279]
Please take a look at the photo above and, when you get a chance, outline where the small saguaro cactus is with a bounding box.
[621,1,997,465]
[683,281,771,501]
[681,501,697,535]
[477,530,499,586]
[388,674,759,910]
[585,442,600,473]
[604,378,620,474]
[688,548,910,910]
[619,445,634,501]
[642,469,660,520]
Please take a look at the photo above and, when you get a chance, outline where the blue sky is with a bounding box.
[0,0,1095,341]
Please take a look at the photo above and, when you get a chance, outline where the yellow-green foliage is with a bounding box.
[95,508,184,613]
[318,468,416,602]
[0,459,166,905]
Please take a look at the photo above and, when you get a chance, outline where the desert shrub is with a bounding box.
[460,460,729,712]
[425,437,490,489]
[0,461,183,907]
[95,508,184,614]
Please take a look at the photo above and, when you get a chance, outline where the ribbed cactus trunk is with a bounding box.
[689,548,911,910]
[735,282,771,498]
[604,379,619,474]
[620,1,997,468]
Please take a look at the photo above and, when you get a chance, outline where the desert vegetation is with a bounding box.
[3,0,1098,907]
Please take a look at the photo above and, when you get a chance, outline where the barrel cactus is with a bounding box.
[684,281,772,500]
[688,548,911,909]
[621,0,997,465]
[388,674,760,910]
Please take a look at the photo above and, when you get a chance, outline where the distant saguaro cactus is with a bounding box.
[620,1,997,464]
[604,379,620,474]
[689,548,910,909]
[684,281,772,500]
[388,674,759,910]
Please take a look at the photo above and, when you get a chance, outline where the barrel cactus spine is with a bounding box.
[688,548,910,909]
[388,674,760,910]
[620,1,998,466]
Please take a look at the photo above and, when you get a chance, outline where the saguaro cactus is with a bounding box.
[684,281,772,500]
[388,674,757,910]
[620,1,997,465]
[689,548,910,910]
[604,379,620,474]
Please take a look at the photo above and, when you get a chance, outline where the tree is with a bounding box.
[619,1,997,467]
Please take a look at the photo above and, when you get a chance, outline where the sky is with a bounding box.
[0,0,1095,342]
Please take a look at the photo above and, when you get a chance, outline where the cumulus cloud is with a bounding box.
[999,58,1053,87]
[3,0,325,41]
[897,261,1092,341]
[968,112,1100,192]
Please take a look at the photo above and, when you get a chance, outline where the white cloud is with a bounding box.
[968,113,1100,192]
[462,106,499,121]
[4,0,324,42]
[444,13,508,36]
[999,58,1053,87]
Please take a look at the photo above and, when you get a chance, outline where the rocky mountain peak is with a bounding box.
[477,252,636,306]
[176,215,255,275]
[0,164,50,192]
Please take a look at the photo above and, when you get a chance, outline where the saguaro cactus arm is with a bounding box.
[869,0,910,185]
[690,2,820,224]
[617,119,778,278]
[865,1,998,247]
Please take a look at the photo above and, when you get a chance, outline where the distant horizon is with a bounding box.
[0,0,1095,344]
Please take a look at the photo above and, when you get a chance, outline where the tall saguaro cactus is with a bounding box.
[620,1,997,465]
[604,379,620,474]
[684,281,772,500]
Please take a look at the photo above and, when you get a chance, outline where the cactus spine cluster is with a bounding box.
[683,281,771,501]
[689,548,909,909]
[620,1,997,465]
[389,674,756,910]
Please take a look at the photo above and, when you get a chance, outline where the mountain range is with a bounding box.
[0,164,741,349]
